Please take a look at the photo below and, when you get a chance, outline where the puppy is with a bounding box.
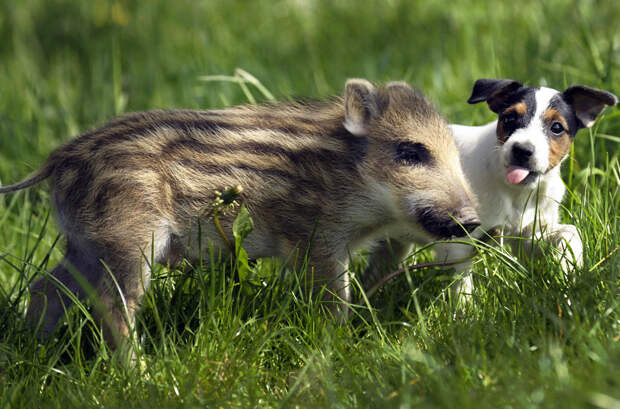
[435,79,618,295]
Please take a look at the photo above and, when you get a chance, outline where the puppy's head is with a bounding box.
[468,79,618,186]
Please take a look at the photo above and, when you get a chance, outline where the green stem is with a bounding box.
[213,208,233,252]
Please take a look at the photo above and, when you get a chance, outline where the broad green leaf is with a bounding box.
[232,204,254,282]
[232,204,254,243]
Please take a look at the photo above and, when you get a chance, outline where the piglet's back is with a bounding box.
[46,103,366,236]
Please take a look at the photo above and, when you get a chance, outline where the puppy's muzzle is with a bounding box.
[511,142,535,167]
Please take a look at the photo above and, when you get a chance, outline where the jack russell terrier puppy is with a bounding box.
[435,78,618,295]
[363,79,618,296]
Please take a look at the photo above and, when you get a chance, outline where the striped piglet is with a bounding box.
[0,79,478,346]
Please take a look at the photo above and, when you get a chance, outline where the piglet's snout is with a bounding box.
[449,206,480,237]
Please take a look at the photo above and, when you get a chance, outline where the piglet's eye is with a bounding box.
[550,122,565,135]
[395,142,431,166]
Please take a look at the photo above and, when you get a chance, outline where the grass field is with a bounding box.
[1,0,619,408]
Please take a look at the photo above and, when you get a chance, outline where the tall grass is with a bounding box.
[0,0,619,407]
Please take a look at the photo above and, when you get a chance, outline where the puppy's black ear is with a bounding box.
[562,85,618,128]
[467,79,523,113]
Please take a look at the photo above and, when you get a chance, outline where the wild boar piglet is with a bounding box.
[0,78,478,346]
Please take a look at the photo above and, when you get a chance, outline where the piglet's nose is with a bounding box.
[512,142,535,164]
[460,218,481,234]
[451,206,480,236]
[445,217,480,238]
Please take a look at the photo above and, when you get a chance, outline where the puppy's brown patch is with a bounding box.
[548,134,571,170]
[506,102,527,116]
[544,108,572,170]
[543,108,569,129]
[496,102,527,144]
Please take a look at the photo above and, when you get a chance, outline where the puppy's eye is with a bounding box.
[395,142,431,166]
[502,112,518,124]
[550,122,565,135]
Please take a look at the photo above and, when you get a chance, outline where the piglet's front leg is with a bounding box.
[362,239,412,290]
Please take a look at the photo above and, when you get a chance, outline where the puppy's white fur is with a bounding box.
[364,80,617,302]
[437,88,583,295]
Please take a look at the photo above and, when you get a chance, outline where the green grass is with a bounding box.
[1,0,619,407]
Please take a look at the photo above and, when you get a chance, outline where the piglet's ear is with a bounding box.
[467,78,523,113]
[562,85,618,128]
[344,78,378,136]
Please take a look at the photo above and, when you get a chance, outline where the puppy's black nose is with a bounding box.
[512,143,535,164]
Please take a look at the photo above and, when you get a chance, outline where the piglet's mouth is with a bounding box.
[416,208,480,239]
[506,165,538,185]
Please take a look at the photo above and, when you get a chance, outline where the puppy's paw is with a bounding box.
[552,224,583,273]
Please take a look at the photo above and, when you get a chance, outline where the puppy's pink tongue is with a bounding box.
[506,166,530,184]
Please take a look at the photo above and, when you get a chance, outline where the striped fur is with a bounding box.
[2,79,479,347]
